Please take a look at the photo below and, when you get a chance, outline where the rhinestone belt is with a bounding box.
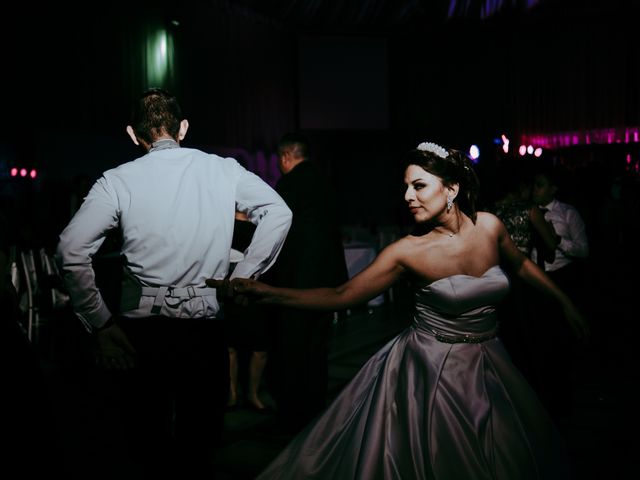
[431,329,498,344]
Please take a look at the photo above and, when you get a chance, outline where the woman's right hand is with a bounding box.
[206,277,271,306]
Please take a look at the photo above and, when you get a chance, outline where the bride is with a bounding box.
[209,141,589,479]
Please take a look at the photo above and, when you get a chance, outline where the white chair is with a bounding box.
[39,247,70,312]
[19,249,40,342]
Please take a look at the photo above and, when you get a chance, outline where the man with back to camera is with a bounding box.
[55,88,292,478]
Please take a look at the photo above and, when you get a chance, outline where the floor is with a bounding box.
[18,284,638,479]
[212,305,409,479]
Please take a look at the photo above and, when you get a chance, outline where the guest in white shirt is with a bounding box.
[531,177,588,272]
[55,88,292,479]
[527,166,589,423]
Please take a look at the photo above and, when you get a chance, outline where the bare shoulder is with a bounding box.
[476,211,504,230]
[378,234,425,261]
[475,211,507,238]
[381,235,418,255]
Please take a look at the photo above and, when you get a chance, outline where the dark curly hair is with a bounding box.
[403,145,480,223]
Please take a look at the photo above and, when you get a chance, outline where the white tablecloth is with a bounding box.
[343,242,385,307]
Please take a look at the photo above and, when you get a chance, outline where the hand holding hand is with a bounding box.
[206,277,270,306]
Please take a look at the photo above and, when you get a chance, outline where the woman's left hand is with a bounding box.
[563,302,591,342]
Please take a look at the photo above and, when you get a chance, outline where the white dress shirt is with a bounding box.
[56,141,292,331]
[532,198,588,272]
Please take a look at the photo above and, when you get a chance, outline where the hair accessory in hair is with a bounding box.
[417,142,448,159]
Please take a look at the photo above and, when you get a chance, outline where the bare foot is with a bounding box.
[227,393,238,408]
[247,394,266,410]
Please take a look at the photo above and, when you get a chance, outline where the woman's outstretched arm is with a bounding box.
[495,216,590,340]
[207,241,407,311]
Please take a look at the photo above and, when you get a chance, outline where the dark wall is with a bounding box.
[2,3,640,237]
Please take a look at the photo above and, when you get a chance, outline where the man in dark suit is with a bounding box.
[266,132,349,434]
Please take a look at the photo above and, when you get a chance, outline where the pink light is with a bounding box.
[522,125,640,149]
[501,134,509,153]
[20,168,27,177]
[10,167,18,177]
[534,147,543,157]
[30,169,37,179]
[519,145,527,156]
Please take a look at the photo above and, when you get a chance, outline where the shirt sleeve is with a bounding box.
[55,177,119,331]
[558,206,589,258]
[231,168,292,280]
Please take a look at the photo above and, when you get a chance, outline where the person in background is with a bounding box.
[263,131,349,435]
[529,165,589,422]
[225,211,272,412]
[531,166,588,276]
[491,160,559,376]
[1,202,66,477]
[210,141,590,479]
[492,162,559,257]
[55,88,291,479]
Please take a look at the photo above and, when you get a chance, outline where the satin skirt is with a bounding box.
[256,324,571,479]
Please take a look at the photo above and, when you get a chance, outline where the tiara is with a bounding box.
[417,142,448,159]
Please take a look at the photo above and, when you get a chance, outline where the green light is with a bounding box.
[145,27,174,87]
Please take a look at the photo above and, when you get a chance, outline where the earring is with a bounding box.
[446,195,453,212]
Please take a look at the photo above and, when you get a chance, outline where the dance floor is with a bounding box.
[13,285,637,480]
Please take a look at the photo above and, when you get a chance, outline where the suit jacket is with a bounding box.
[268,160,348,289]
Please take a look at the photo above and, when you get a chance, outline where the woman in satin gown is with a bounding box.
[208,142,590,479]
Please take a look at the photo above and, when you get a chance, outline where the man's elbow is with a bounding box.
[569,245,589,259]
[283,205,293,222]
[280,205,293,230]
[54,242,66,270]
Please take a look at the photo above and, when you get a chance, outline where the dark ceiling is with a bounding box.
[1,0,636,149]
[193,0,631,34]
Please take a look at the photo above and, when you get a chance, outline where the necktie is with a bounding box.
[535,208,549,269]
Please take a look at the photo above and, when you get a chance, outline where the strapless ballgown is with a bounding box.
[256,265,571,479]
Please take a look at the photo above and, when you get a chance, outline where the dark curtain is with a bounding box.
[4,2,640,230]
[172,6,297,152]
[390,7,640,146]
